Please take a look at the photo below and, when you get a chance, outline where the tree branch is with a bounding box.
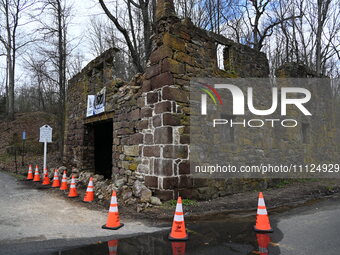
[98,0,143,72]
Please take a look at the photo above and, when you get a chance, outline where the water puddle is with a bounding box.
[54,219,282,255]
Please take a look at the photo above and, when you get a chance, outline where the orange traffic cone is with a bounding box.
[102,191,124,230]
[254,192,273,233]
[51,169,60,188]
[83,177,94,202]
[33,165,41,182]
[26,165,33,180]
[60,170,68,191]
[68,175,78,197]
[42,168,51,185]
[169,197,188,241]
[108,239,118,255]
[172,242,186,255]
[256,233,271,255]
[41,167,47,181]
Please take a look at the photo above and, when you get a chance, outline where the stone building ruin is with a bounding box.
[64,0,338,203]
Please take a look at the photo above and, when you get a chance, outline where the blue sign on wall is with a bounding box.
[22,131,26,140]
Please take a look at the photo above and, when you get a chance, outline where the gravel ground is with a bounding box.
[0,171,165,245]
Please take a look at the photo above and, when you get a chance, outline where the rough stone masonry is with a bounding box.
[64,0,338,204]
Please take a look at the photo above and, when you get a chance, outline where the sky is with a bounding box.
[70,0,104,56]
[0,0,109,92]
[1,0,339,93]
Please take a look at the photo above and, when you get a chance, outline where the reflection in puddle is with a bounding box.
[108,239,118,255]
[56,220,281,255]
[256,234,270,255]
[171,242,186,255]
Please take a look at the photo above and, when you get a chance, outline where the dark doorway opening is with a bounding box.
[94,119,113,179]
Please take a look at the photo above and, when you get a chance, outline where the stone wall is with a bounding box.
[223,43,269,77]
[64,48,118,169]
[64,48,157,205]
[64,0,336,203]
[136,4,272,200]
[64,0,273,202]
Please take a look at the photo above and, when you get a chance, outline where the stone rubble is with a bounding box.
[76,170,154,210]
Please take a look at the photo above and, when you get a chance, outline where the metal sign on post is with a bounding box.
[21,131,26,166]
[39,125,52,170]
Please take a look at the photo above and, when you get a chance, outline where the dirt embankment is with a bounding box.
[0,112,61,171]
[135,179,340,222]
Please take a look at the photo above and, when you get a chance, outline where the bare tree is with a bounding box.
[265,0,339,76]
[86,16,136,80]
[0,0,36,120]
[87,17,109,56]
[314,0,331,75]
[67,51,86,78]
[243,0,302,51]
[98,0,152,73]
[32,0,73,158]
[86,17,123,57]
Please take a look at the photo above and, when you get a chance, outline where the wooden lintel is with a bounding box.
[84,112,114,124]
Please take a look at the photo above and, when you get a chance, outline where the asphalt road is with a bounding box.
[1,169,340,255]
[0,171,163,253]
[270,195,340,254]
[54,193,340,255]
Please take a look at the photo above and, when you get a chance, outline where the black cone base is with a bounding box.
[168,233,189,241]
[254,226,273,233]
[102,223,124,230]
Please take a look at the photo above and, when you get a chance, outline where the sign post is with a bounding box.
[39,125,52,170]
[21,131,26,166]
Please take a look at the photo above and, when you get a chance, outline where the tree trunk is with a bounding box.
[140,1,152,64]
[315,0,331,75]
[57,0,65,159]
[4,0,14,120]
[315,1,322,75]
[7,56,14,120]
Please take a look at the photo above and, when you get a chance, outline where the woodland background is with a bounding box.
[0,0,339,158]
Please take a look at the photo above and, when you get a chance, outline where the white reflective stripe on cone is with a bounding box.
[109,206,118,212]
[258,198,266,206]
[111,196,117,204]
[176,203,183,212]
[257,208,268,215]
[174,214,184,222]
[86,188,93,192]
[259,247,268,253]
[109,247,117,252]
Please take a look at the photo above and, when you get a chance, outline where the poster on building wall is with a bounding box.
[86,95,95,117]
[86,87,106,117]
[94,87,106,115]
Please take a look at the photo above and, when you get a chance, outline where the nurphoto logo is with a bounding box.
[199,83,312,128]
